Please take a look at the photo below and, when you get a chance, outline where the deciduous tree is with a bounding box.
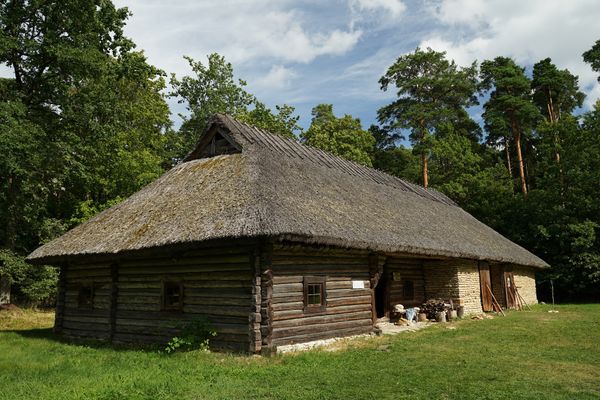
[302,104,375,166]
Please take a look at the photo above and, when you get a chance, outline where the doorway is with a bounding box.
[479,263,493,312]
[375,274,388,318]
[504,271,517,308]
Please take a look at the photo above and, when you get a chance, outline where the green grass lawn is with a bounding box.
[1,304,599,400]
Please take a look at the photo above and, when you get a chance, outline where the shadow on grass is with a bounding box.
[8,327,55,340]
[5,328,163,353]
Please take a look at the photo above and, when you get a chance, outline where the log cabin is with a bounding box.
[27,114,547,353]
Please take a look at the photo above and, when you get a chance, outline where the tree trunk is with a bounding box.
[422,151,429,188]
[504,136,513,180]
[546,93,565,188]
[419,121,428,188]
[513,125,528,195]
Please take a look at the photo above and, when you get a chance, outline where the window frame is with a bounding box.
[77,282,94,309]
[161,280,184,311]
[402,279,415,300]
[303,276,326,313]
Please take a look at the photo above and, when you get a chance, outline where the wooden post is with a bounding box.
[109,262,119,342]
[369,254,385,324]
[259,242,274,355]
[249,247,263,354]
[54,264,68,334]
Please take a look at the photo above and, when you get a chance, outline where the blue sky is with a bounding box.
[2,1,598,133]
[112,0,600,133]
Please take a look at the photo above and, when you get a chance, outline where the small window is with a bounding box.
[403,280,415,300]
[162,281,183,311]
[78,284,94,309]
[304,276,326,312]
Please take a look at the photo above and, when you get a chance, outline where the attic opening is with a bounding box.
[207,131,239,157]
[185,125,242,162]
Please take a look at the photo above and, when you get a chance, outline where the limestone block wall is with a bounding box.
[423,262,459,300]
[513,266,538,306]
[423,259,483,315]
[456,261,483,314]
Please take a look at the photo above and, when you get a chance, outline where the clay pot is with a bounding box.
[456,306,465,318]
[418,313,428,322]
[435,311,447,323]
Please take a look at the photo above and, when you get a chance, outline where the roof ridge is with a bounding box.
[218,114,457,207]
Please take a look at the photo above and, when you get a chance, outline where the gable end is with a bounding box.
[183,125,242,162]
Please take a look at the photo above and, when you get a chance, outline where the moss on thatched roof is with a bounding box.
[28,114,548,268]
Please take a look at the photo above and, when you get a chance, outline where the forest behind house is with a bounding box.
[1,1,599,306]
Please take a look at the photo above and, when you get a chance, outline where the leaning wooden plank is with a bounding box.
[486,283,506,316]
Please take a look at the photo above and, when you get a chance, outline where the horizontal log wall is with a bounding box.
[115,245,254,351]
[60,244,255,351]
[385,257,425,308]
[62,263,112,340]
[270,245,374,347]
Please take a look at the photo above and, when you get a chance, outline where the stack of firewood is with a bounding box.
[421,299,450,320]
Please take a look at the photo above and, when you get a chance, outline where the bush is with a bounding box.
[0,249,58,307]
[164,316,217,354]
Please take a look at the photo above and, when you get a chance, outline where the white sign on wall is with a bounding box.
[352,280,365,289]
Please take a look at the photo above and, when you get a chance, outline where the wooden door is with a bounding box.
[504,271,517,309]
[479,264,493,312]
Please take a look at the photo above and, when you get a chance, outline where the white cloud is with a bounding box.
[334,47,399,100]
[350,0,406,17]
[256,65,297,89]
[422,0,600,109]
[116,0,362,78]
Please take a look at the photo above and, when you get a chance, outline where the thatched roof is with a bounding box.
[28,114,548,268]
